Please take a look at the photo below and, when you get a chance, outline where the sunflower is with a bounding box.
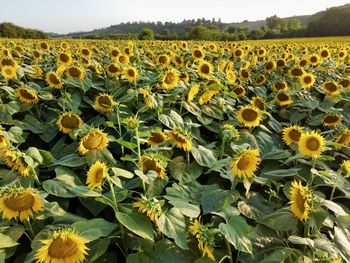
[289,180,312,221]
[264,61,276,72]
[0,148,30,176]
[289,67,304,78]
[39,42,49,51]
[339,78,350,89]
[335,128,350,150]
[1,65,17,79]
[197,61,213,79]
[57,52,72,65]
[0,188,43,221]
[338,49,348,60]
[230,148,261,179]
[323,81,340,96]
[236,105,262,128]
[251,96,266,111]
[275,91,292,106]
[192,47,205,60]
[233,86,246,98]
[157,54,170,66]
[147,130,167,147]
[110,48,120,58]
[78,129,109,155]
[28,65,43,78]
[80,47,91,58]
[255,75,266,86]
[32,50,41,60]
[189,219,215,261]
[15,87,39,104]
[167,129,192,152]
[320,48,330,60]
[322,114,342,127]
[57,113,83,134]
[282,125,304,145]
[308,55,320,66]
[299,73,316,89]
[199,89,220,105]
[94,93,115,113]
[187,84,200,103]
[272,81,288,92]
[343,160,350,176]
[0,131,9,149]
[117,53,129,65]
[225,69,236,84]
[179,72,189,84]
[123,67,138,82]
[141,154,166,179]
[35,229,89,263]
[66,66,85,80]
[221,124,240,141]
[106,63,121,77]
[46,72,63,89]
[86,160,108,189]
[161,68,179,90]
[298,131,325,158]
[276,59,286,68]
[139,87,154,109]
[239,68,250,81]
[133,195,163,223]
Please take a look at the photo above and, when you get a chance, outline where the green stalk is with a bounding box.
[225,238,234,263]
[330,170,341,200]
[116,105,125,156]
[220,137,227,159]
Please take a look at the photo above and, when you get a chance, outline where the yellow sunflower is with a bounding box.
[0,188,43,222]
[322,114,342,127]
[339,78,350,89]
[57,113,83,134]
[35,229,89,263]
[66,66,85,80]
[157,54,170,66]
[236,105,262,128]
[78,129,109,155]
[299,73,316,89]
[86,160,108,189]
[289,67,304,78]
[199,89,220,105]
[15,87,39,104]
[0,148,30,176]
[161,68,179,90]
[57,52,72,65]
[117,53,130,65]
[187,84,200,103]
[123,67,138,82]
[94,93,115,113]
[233,86,246,98]
[106,63,121,77]
[0,131,9,149]
[46,72,63,89]
[255,75,266,86]
[343,160,350,176]
[147,130,167,147]
[141,155,166,179]
[197,61,213,79]
[282,125,304,145]
[289,180,312,221]
[323,81,340,96]
[335,128,350,150]
[133,195,163,223]
[28,65,43,78]
[230,148,261,179]
[272,81,288,92]
[192,47,205,60]
[1,65,17,79]
[251,96,266,111]
[139,87,154,109]
[275,91,292,106]
[298,131,325,158]
[167,129,192,152]
[225,69,236,84]
[189,219,215,261]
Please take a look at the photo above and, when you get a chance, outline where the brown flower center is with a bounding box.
[303,76,312,84]
[98,96,112,109]
[242,109,258,122]
[193,50,203,58]
[143,158,162,174]
[61,115,80,129]
[150,132,165,144]
[108,64,119,73]
[253,99,265,111]
[5,192,34,211]
[164,73,175,84]
[237,154,251,170]
[289,129,301,142]
[294,189,306,213]
[68,67,82,78]
[277,93,290,102]
[324,82,337,92]
[200,64,210,74]
[94,168,105,183]
[48,73,61,85]
[306,137,320,151]
[324,115,340,124]
[19,89,35,100]
[59,53,70,63]
[83,132,104,150]
[48,237,78,258]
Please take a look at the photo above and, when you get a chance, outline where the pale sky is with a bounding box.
[0,0,349,34]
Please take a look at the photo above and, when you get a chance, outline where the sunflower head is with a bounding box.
[236,105,263,128]
[322,114,342,128]
[86,160,108,189]
[282,125,304,145]
[275,91,292,106]
[323,81,340,96]
[251,96,266,111]
[335,128,350,150]
[16,87,39,104]
[0,187,43,221]
[272,81,288,92]
[187,84,200,103]
[298,131,325,158]
[0,148,30,176]
[46,72,63,89]
[1,65,17,79]
[106,63,121,77]
[167,129,192,152]
[57,113,83,134]
[141,154,167,179]
[226,70,236,84]
[35,228,89,263]
[289,180,312,221]
[161,68,179,90]
[199,89,220,105]
[198,61,213,79]
[133,195,163,222]
[147,130,167,147]
[66,66,85,80]
[123,67,138,82]
[58,52,72,65]
[230,148,261,179]
[94,93,115,113]
[221,124,240,141]
[78,129,109,155]
[300,73,316,89]
[28,65,43,78]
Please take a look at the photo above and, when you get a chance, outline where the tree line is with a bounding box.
[0,22,48,39]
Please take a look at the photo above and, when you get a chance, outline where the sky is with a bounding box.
[0,0,349,34]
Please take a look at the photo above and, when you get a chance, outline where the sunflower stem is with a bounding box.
[186,151,190,165]
[26,220,35,239]
[220,137,227,159]
[135,128,146,192]
[330,170,341,200]
[116,105,125,156]
[309,158,317,185]
[225,238,234,263]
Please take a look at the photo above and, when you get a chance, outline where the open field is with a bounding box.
[0,37,350,263]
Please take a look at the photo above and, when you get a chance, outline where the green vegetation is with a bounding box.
[0,22,48,39]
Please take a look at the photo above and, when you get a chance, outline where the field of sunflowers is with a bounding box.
[0,37,350,263]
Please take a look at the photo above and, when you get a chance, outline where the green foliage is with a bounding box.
[0,22,47,39]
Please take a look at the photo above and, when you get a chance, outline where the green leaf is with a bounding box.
[127,253,155,263]
[42,179,76,198]
[262,148,291,160]
[219,216,253,254]
[201,184,238,214]
[158,110,184,129]
[164,195,201,218]
[157,208,188,249]
[0,233,18,249]
[111,167,134,178]
[260,208,298,231]
[52,153,86,167]
[288,236,314,247]
[334,226,350,260]
[86,238,111,263]
[262,168,301,178]
[115,210,154,241]
[168,156,203,184]
[72,218,117,242]
[26,147,43,164]
[191,145,217,168]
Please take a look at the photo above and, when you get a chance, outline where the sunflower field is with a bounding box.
[0,37,350,263]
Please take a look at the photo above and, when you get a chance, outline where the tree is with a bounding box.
[138,28,154,40]
[266,15,282,29]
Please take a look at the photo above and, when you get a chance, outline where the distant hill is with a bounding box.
[0,22,48,39]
